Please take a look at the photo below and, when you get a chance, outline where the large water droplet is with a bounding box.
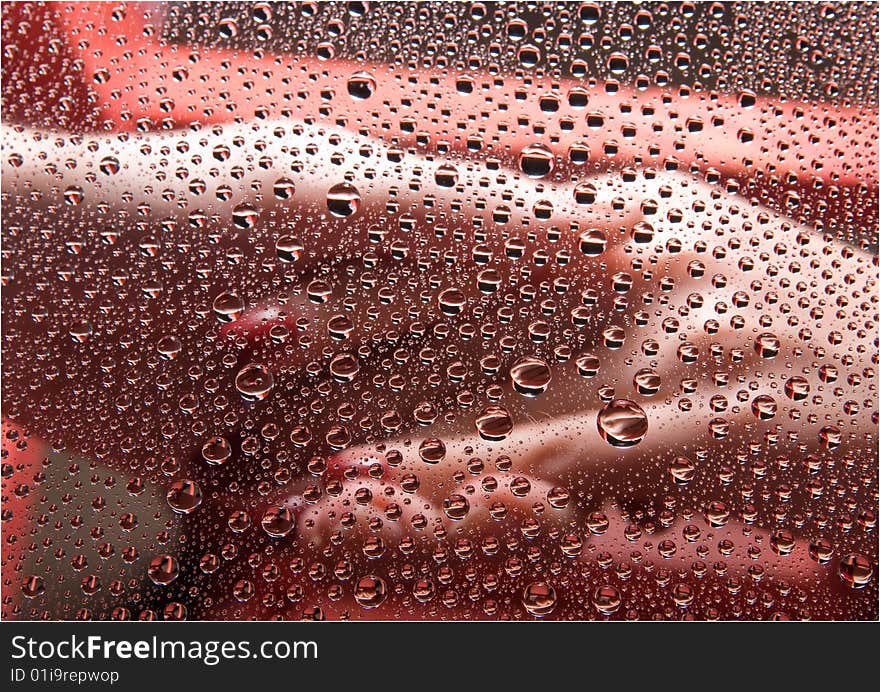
[327,183,362,217]
[261,506,295,538]
[166,479,202,514]
[597,399,648,447]
[201,436,232,465]
[519,144,554,178]
[235,364,274,401]
[212,291,245,323]
[347,71,376,100]
[147,554,180,586]
[475,405,514,441]
[354,575,387,608]
[510,356,552,396]
[522,582,557,616]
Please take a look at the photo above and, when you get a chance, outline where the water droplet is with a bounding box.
[329,353,360,382]
[166,479,202,514]
[276,235,304,262]
[354,575,387,608]
[232,203,259,230]
[347,71,376,100]
[327,183,362,217]
[522,582,557,616]
[147,555,179,586]
[770,529,795,556]
[201,437,232,466]
[434,164,459,187]
[519,144,554,178]
[442,494,470,521]
[418,438,446,464]
[22,576,45,599]
[784,376,810,400]
[475,405,514,441]
[327,314,354,340]
[631,221,655,243]
[235,364,274,401]
[597,399,648,447]
[510,356,552,396]
[438,287,467,315]
[69,320,93,343]
[273,177,295,200]
[633,368,661,396]
[99,156,120,175]
[839,553,872,588]
[212,292,245,323]
[576,353,600,377]
[751,394,777,420]
[592,585,621,615]
[754,332,781,358]
[261,506,295,538]
[705,500,730,528]
[808,537,834,564]
[156,335,182,360]
[668,457,695,485]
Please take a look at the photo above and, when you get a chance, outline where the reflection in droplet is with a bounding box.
[275,235,304,262]
[442,494,470,521]
[212,292,245,323]
[347,71,376,100]
[201,436,232,466]
[235,364,274,401]
[839,553,872,588]
[166,479,202,514]
[597,399,648,447]
[327,183,362,217]
[261,506,295,538]
[592,585,621,615]
[519,143,554,178]
[329,353,360,382]
[354,575,387,608]
[147,554,179,586]
[754,332,781,358]
[475,406,514,441]
[510,356,552,396]
[522,582,557,616]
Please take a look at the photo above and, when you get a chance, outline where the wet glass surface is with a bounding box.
[1,1,877,620]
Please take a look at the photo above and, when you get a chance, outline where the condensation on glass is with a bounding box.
[1,1,877,621]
